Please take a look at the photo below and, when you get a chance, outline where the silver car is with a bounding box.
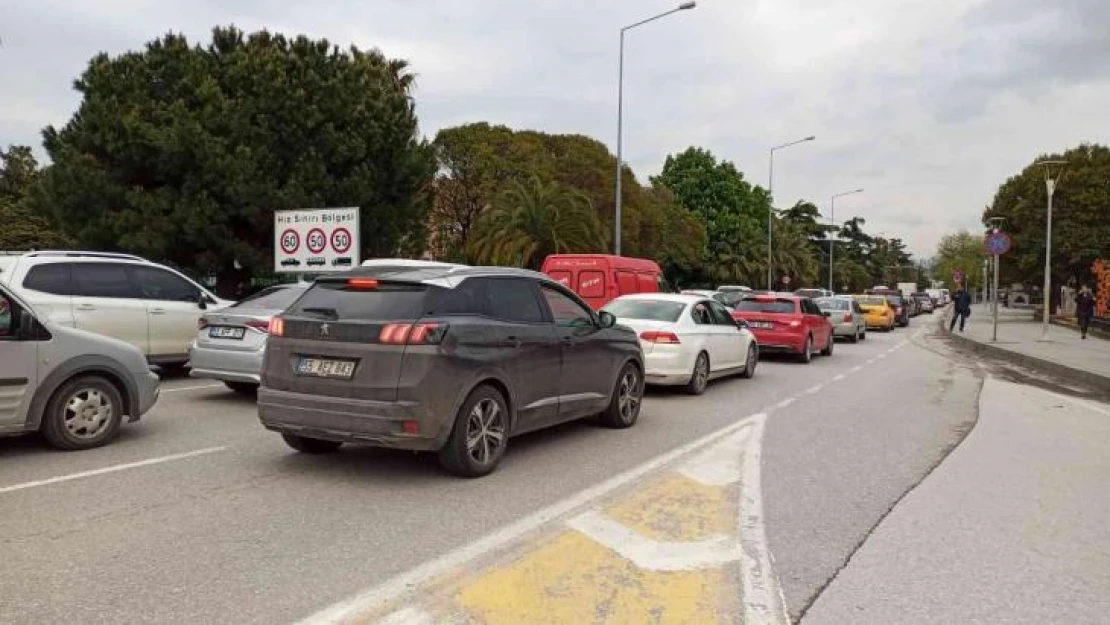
[815,296,867,343]
[188,284,308,393]
[0,283,159,449]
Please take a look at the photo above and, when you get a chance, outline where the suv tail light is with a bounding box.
[197,318,209,330]
[380,322,446,345]
[896,306,903,315]
[843,313,853,322]
[640,331,680,344]
[269,317,285,337]
[245,319,270,333]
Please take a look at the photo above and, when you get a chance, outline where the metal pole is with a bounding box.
[828,196,835,292]
[613,30,625,256]
[767,150,774,291]
[992,253,1000,342]
[1040,179,1054,339]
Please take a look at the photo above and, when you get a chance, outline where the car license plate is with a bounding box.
[209,326,246,340]
[751,321,774,329]
[296,357,356,379]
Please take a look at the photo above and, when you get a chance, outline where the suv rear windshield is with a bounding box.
[816,297,849,310]
[603,299,685,322]
[736,298,795,314]
[287,281,432,321]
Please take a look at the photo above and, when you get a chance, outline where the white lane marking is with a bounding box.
[567,510,741,571]
[805,384,823,395]
[876,353,888,360]
[774,397,797,410]
[849,365,863,374]
[0,447,227,495]
[678,426,752,486]
[376,607,440,625]
[832,373,846,382]
[739,411,789,624]
[867,358,878,365]
[296,412,768,625]
[161,384,223,393]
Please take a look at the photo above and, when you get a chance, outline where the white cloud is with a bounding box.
[1,0,1106,258]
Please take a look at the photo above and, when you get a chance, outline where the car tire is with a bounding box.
[41,375,125,451]
[821,334,834,356]
[848,329,859,344]
[225,381,258,396]
[439,385,509,478]
[599,362,643,429]
[684,352,710,395]
[282,433,342,454]
[740,344,758,379]
[799,335,813,363]
[860,328,867,341]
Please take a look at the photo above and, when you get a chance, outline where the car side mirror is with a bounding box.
[598,310,617,328]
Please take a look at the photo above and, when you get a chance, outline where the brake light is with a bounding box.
[348,278,379,290]
[640,331,681,344]
[789,320,801,327]
[269,317,285,337]
[896,307,903,314]
[245,318,270,333]
[197,318,209,330]
[843,314,853,323]
[379,322,445,345]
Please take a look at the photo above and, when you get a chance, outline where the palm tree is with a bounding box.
[468,175,607,269]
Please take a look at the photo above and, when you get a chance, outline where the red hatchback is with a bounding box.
[730,294,834,363]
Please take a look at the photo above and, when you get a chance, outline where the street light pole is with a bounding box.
[613,1,696,256]
[767,135,815,290]
[828,188,863,292]
[1036,160,1066,340]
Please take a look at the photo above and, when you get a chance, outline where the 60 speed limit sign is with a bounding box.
[273,207,360,272]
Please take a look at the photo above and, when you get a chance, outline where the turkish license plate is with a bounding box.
[751,321,774,329]
[296,357,356,379]
[209,326,246,340]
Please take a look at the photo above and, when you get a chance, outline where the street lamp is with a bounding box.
[1035,160,1066,340]
[613,1,697,256]
[767,135,816,290]
[827,188,864,292]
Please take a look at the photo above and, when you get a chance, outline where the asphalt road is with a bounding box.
[0,321,981,624]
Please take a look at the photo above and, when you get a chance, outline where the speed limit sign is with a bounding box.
[330,227,352,254]
[279,229,300,254]
[306,228,327,254]
[274,207,360,272]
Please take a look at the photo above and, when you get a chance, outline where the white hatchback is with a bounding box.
[604,293,758,395]
[0,251,232,366]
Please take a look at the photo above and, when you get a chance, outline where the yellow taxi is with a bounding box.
[853,294,896,331]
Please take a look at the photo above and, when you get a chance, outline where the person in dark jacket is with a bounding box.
[1075,284,1096,339]
[949,286,972,332]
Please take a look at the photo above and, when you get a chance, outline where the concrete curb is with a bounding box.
[941,317,1110,393]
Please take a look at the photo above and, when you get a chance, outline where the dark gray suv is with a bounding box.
[257,265,645,477]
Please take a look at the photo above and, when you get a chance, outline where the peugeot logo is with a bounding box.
[319,323,330,337]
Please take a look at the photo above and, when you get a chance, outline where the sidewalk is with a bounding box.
[804,378,1110,624]
[944,304,1110,392]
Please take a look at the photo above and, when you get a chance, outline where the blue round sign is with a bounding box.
[985,231,1012,255]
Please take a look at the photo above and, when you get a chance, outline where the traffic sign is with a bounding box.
[984,231,1012,256]
[273,207,361,273]
[952,268,965,283]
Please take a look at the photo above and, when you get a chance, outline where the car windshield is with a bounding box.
[232,285,306,310]
[736,298,795,313]
[858,296,888,307]
[816,297,849,310]
[604,299,686,323]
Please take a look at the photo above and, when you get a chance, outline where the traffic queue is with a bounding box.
[0,249,941,477]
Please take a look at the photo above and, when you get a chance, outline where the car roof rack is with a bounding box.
[19,250,148,261]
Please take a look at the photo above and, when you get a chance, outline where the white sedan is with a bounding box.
[604,293,759,395]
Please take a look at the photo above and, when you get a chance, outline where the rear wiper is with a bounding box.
[299,307,339,320]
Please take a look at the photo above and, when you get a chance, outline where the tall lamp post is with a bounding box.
[1036,160,1066,340]
[613,1,697,256]
[767,135,816,289]
[827,188,864,292]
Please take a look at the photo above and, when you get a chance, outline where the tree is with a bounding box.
[468,176,607,269]
[0,145,68,249]
[983,143,1110,303]
[933,231,985,290]
[34,26,435,284]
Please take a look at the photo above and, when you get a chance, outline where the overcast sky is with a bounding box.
[2,0,1107,257]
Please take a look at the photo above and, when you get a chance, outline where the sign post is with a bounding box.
[274,208,361,274]
[984,230,1012,342]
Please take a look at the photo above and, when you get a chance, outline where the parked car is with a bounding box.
[865,288,911,327]
[541,254,668,310]
[0,283,160,449]
[257,265,645,478]
[0,251,232,366]
[910,292,934,313]
[603,293,757,394]
[730,294,834,363]
[815,296,867,343]
[854,294,896,331]
[189,283,310,394]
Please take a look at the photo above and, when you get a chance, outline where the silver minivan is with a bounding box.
[0,283,160,449]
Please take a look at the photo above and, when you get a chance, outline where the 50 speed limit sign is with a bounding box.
[273,207,360,272]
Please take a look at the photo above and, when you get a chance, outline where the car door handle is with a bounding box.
[149,308,166,315]
[505,336,522,348]
[76,303,96,311]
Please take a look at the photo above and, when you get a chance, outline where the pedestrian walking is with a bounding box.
[949,286,972,332]
[1075,284,1096,339]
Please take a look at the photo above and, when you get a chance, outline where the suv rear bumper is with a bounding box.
[257,387,445,451]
